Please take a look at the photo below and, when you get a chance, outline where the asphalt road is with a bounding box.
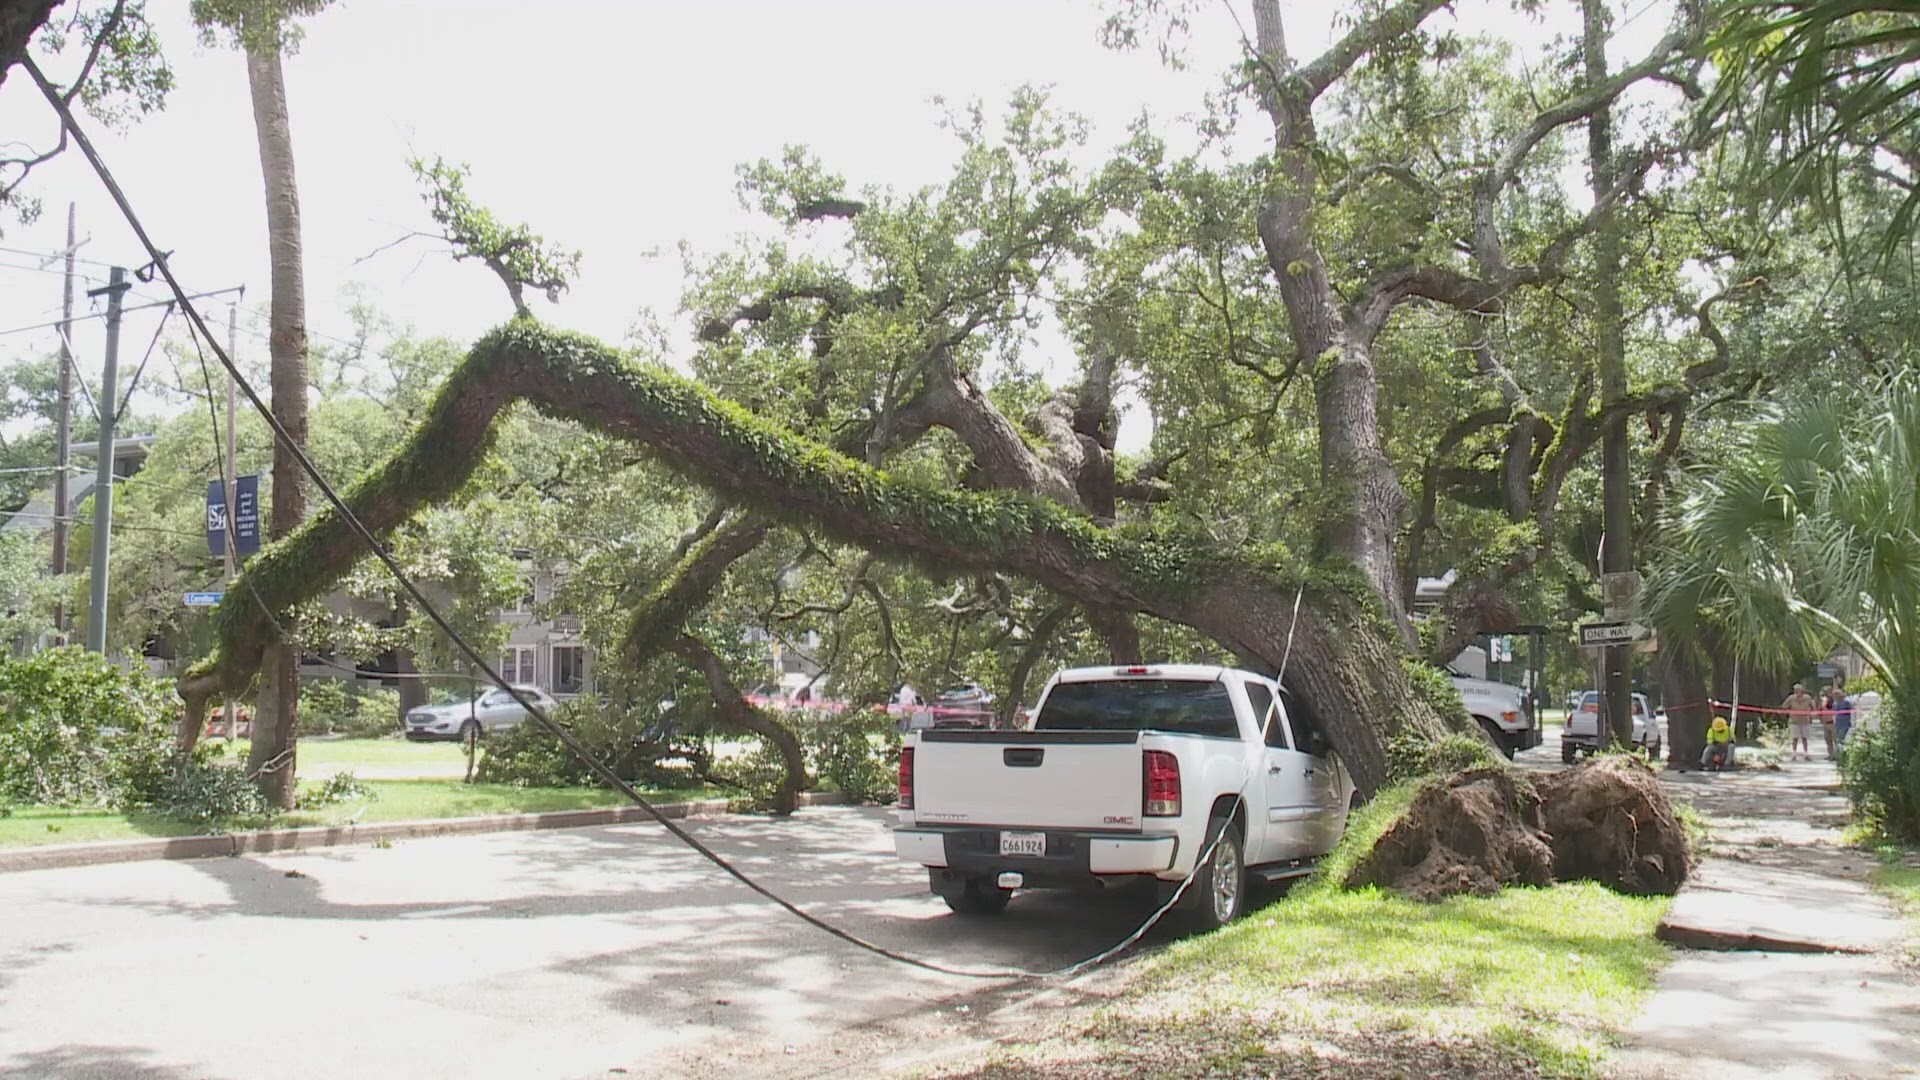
[0,807,1169,1080]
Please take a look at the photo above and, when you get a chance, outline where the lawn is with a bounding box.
[0,778,718,849]
[939,784,1673,1080]
[221,736,471,777]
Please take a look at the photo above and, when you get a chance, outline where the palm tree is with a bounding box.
[1709,2,1920,257]
[1647,373,1920,761]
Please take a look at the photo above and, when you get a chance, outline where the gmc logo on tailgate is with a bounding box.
[1103,815,1136,825]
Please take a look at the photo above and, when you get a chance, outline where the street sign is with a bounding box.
[1602,570,1643,620]
[184,591,224,607]
[1816,661,1841,679]
[205,479,228,557]
[1580,621,1651,647]
[233,474,260,555]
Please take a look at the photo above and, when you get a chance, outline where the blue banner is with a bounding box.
[205,480,228,557]
[234,474,261,555]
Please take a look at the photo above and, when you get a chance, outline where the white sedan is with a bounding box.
[403,685,558,741]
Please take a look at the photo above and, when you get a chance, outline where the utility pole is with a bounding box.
[83,266,129,654]
[224,306,240,740]
[51,203,77,639]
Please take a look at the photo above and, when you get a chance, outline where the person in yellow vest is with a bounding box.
[1701,714,1734,771]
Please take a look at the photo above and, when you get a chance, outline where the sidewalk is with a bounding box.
[1610,759,1920,1079]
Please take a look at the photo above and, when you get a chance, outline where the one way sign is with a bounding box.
[1579,621,1652,647]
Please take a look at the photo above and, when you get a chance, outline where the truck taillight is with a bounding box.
[1143,750,1181,817]
[898,747,914,809]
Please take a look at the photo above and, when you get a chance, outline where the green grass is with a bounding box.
[955,884,1671,1080]
[944,778,1673,1080]
[0,778,718,849]
[1867,848,1920,954]
[224,736,471,776]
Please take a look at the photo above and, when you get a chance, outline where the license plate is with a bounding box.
[998,831,1046,857]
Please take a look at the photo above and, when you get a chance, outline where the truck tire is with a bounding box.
[1561,741,1577,765]
[1185,816,1247,932]
[942,878,1012,917]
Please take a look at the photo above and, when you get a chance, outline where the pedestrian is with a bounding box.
[1828,685,1854,753]
[1701,714,1734,771]
[894,682,924,734]
[1782,682,1818,760]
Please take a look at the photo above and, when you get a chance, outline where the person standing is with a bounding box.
[1782,682,1818,760]
[894,682,924,734]
[1829,686,1854,752]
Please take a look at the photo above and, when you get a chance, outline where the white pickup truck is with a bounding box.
[894,664,1356,930]
[1445,666,1541,759]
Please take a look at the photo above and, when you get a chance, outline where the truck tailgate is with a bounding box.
[912,730,1145,831]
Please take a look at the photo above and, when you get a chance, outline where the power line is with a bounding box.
[0,287,241,339]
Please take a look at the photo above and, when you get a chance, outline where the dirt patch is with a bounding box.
[1537,756,1691,896]
[1345,768,1555,901]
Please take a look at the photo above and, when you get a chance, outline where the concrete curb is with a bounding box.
[0,790,855,874]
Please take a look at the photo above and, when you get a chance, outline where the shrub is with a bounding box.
[711,735,793,813]
[1840,692,1920,841]
[803,707,899,805]
[297,681,400,739]
[1385,731,1501,784]
[154,759,270,825]
[475,695,711,789]
[299,771,377,809]
[0,647,180,809]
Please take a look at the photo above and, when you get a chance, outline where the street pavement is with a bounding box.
[0,806,1163,1080]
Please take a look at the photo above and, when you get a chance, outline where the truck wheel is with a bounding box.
[1561,742,1577,765]
[1477,718,1516,760]
[1186,816,1247,932]
[1648,738,1663,761]
[942,879,1012,917]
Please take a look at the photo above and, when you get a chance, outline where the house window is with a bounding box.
[553,645,587,695]
[500,647,535,685]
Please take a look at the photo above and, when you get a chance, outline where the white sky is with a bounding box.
[0,0,1677,451]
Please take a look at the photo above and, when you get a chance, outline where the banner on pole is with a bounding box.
[205,480,228,557]
[233,474,261,555]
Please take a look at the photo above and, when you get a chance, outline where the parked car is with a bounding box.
[894,664,1355,930]
[403,685,558,741]
[930,682,995,728]
[1563,690,1663,762]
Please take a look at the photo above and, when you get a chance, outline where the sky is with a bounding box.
[0,0,1680,453]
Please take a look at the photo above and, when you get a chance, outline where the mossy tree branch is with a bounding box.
[181,317,1461,793]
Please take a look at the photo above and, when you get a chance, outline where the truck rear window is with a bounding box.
[1035,679,1240,739]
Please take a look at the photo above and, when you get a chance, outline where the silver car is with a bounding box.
[403,685,558,742]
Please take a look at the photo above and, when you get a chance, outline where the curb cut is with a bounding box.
[0,791,854,874]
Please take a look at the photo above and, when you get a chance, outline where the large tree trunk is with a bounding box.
[1250,1,1416,642]
[1659,641,1712,772]
[241,37,310,809]
[0,1,56,89]
[180,322,1465,795]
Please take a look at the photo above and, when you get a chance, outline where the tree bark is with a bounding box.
[1084,604,1142,665]
[1659,641,1712,772]
[675,634,805,815]
[241,35,310,809]
[180,320,1464,795]
[0,1,56,89]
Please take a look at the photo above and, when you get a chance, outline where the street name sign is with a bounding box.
[1580,621,1651,647]
[184,592,224,607]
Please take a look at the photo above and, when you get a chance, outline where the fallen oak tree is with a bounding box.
[176,317,1469,795]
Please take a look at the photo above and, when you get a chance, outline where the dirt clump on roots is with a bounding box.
[1535,754,1691,896]
[1345,768,1555,901]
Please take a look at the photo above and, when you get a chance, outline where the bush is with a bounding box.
[803,707,899,805]
[711,736,793,813]
[299,771,377,809]
[0,648,180,809]
[153,759,270,825]
[1840,691,1920,840]
[297,681,400,739]
[475,696,711,789]
[1385,731,1501,784]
